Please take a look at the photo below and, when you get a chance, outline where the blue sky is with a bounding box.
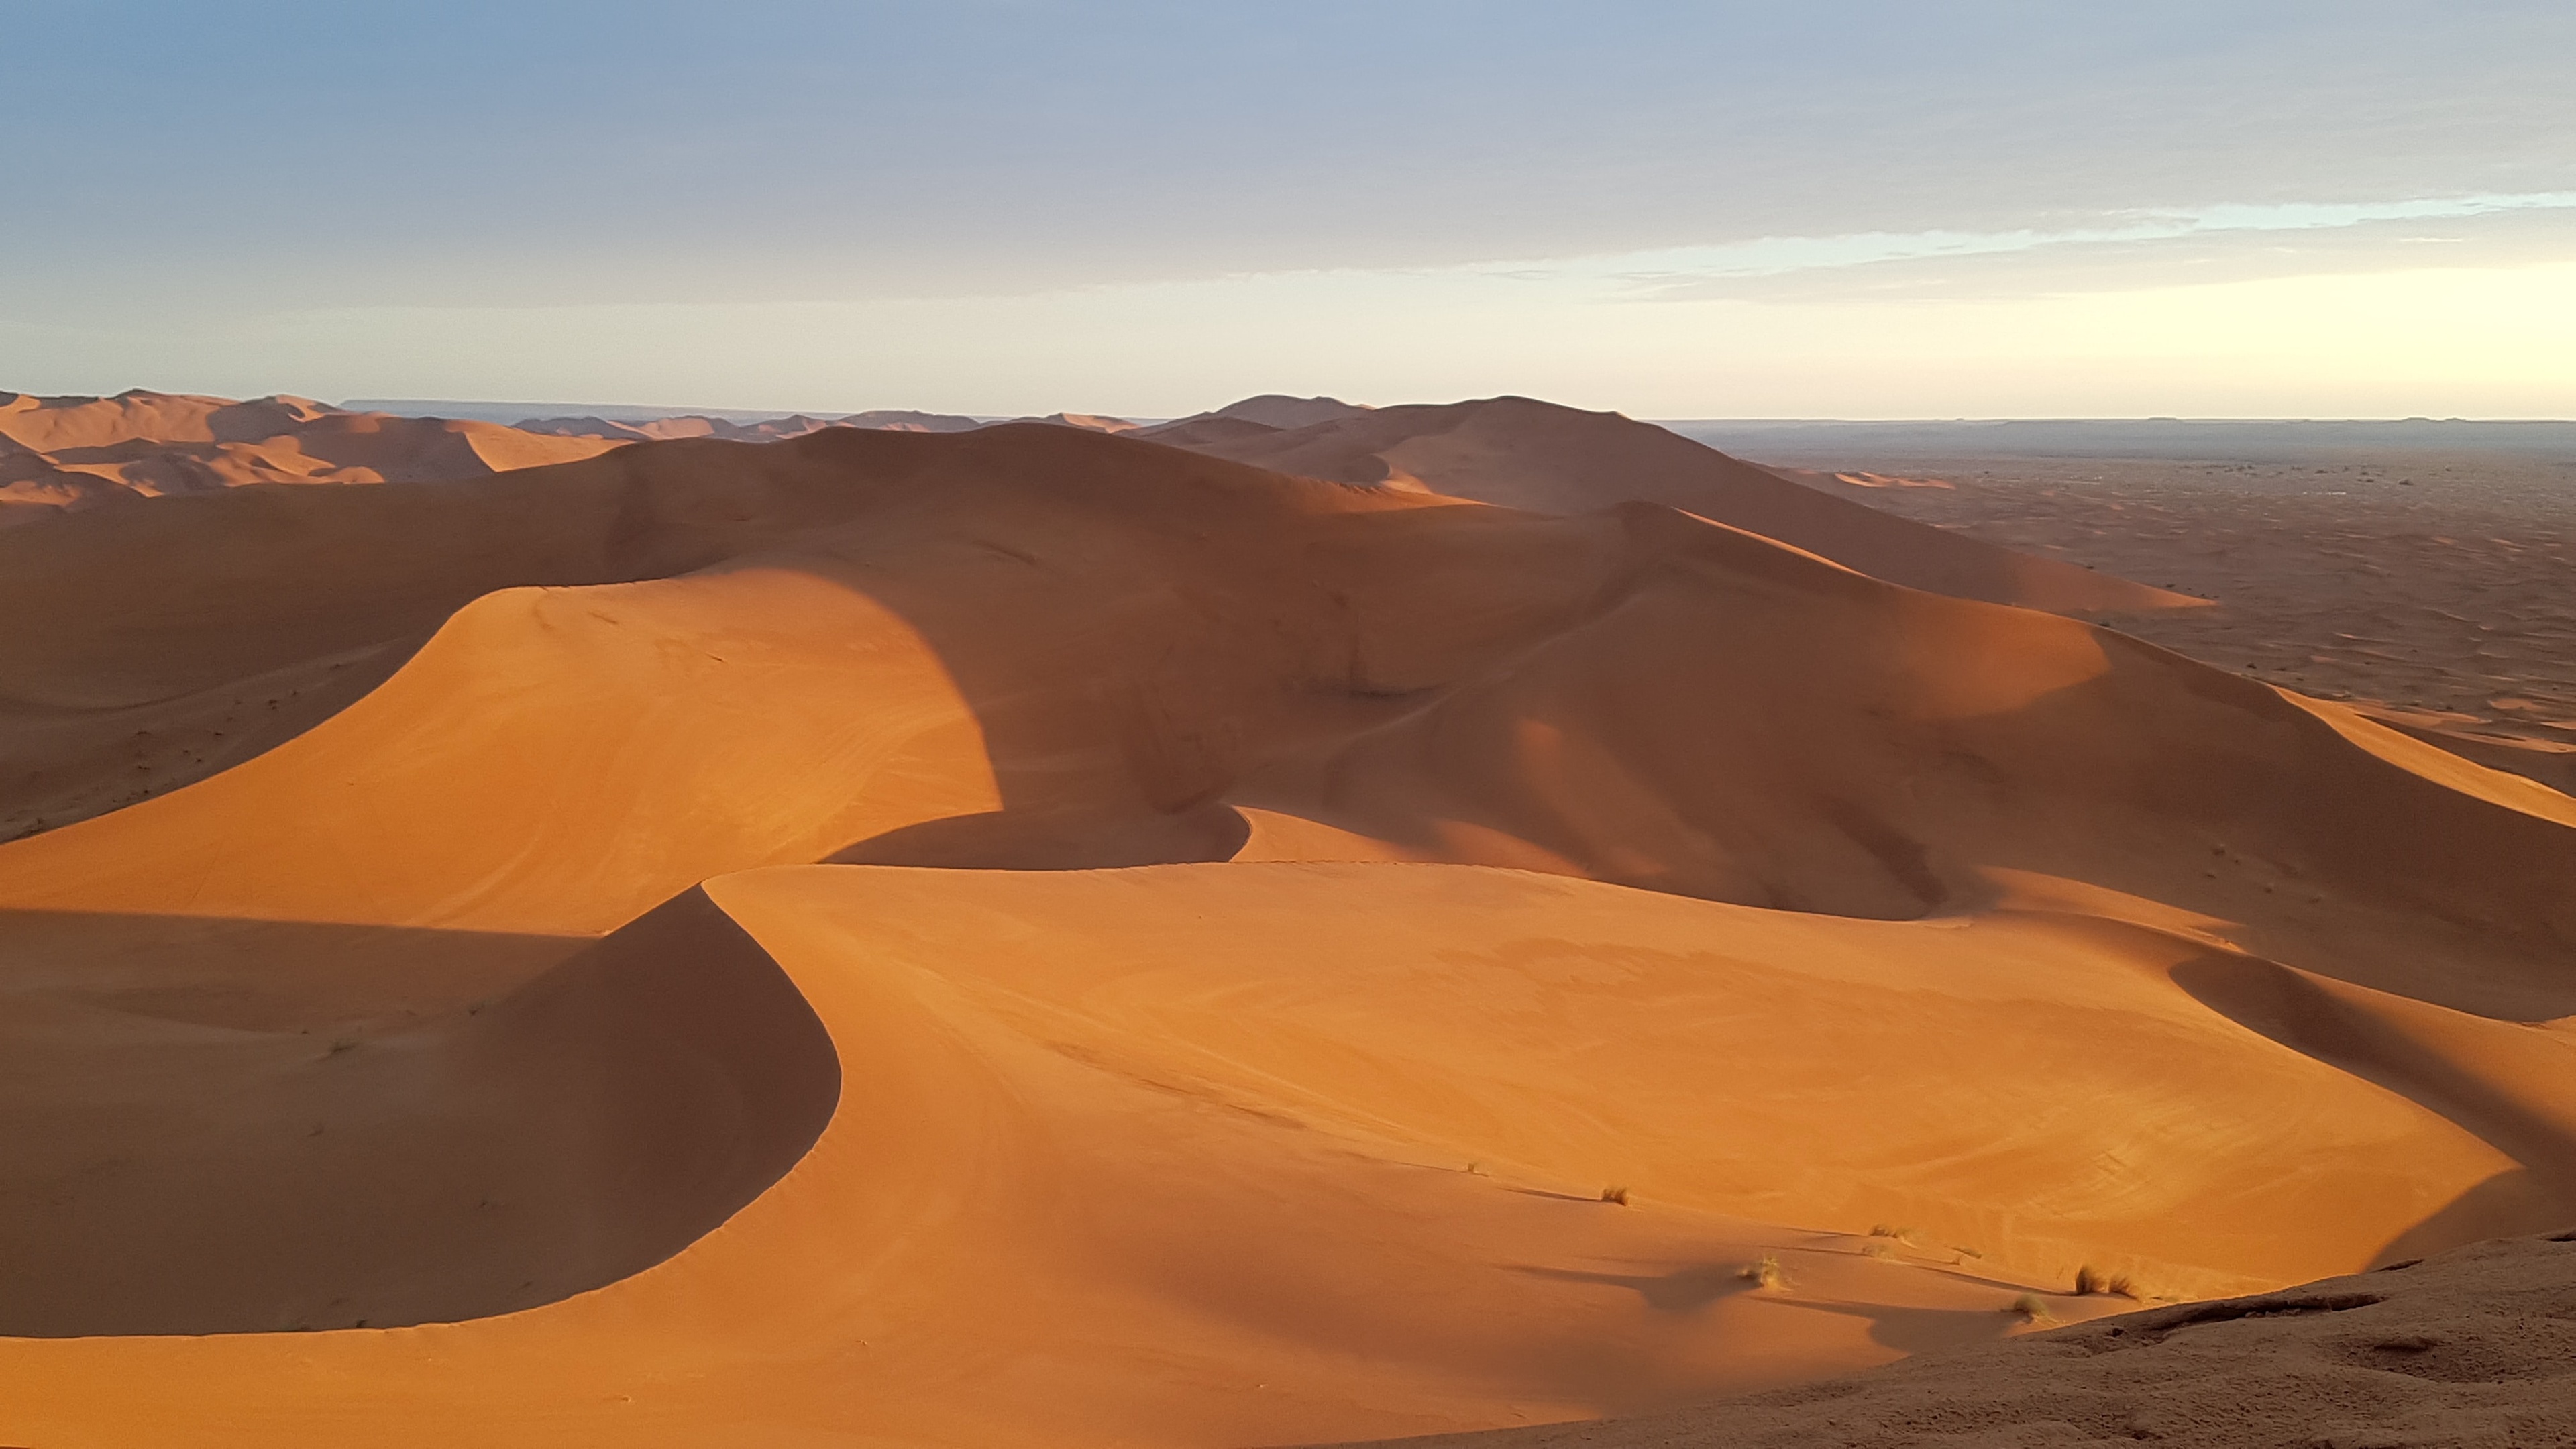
[5,1,2572,415]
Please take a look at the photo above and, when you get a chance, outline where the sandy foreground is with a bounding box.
[1332,1230,2576,1448]
[1,399,2570,1446]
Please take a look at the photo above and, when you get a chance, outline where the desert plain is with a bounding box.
[1,389,2571,1448]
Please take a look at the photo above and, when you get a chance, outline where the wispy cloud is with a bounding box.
[1488,193,2576,299]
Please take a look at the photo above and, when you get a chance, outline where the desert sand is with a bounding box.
[1340,1228,2576,1448]
[1145,398,2203,614]
[1746,452,2576,797]
[1,407,2570,1446]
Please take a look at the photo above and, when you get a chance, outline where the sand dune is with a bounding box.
[6,863,2567,1445]
[513,407,984,443]
[1155,396,2202,614]
[2,415,2571,1444]
[1146,393,1379,431]
[1014,409,1144,432]
[0,390,619,523]
[1762,453,2576,796]
[1231,504,2576,1018]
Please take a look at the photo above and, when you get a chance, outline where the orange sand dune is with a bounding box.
[0,424,1473,888]
[7,862,2569,1446]
[9,426,2561,970]
[1231,504,2576,1018]
[0,389,620,524]
[3,417,2573,1445]
[1155,396,2200,614]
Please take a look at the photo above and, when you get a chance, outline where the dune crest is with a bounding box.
[1153,396,2202,614]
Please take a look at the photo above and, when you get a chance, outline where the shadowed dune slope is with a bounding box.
[1343,1229,2576,1449]
[0,887,836,1336]
[4,863,2572,1447]
[1233,502,2576,1018]
[1151,396,2201,614]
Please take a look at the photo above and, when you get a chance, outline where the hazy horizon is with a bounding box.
[328,398,2576,423]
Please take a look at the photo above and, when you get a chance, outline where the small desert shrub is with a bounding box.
[1601,1185,1630,1205]
[2074,1265,2136,1297]
[1868,1224,1915,1242]
[2006,1293,2053,1321]
[1740,1254,1786,1289]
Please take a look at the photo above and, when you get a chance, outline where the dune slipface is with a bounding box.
[0,419,2570,1446]
[1144,396,2206,615]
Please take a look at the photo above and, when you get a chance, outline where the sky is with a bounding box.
[3,1,2573,418]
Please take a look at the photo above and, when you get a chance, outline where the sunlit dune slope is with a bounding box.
[5,862,2570,1448]
[1149,396,2200,614]
[0,423,830,837]
[3,418,1404,839]
[0,389,619,524]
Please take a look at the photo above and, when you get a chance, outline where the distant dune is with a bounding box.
[1169,392,1378,429]
[0,390,620,523]
[1009,410,1144,432]
[513,408,984,443]
[1148,395,2204,614]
